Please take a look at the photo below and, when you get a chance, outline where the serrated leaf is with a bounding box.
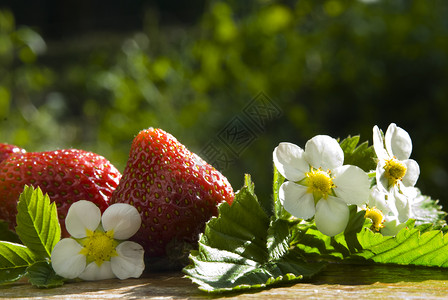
[248,173,273,218]
[412,189,447,227]
[352,222,448,267]
[183,175,325,293]
[340,135,376,171]
[27,261,65,288]
[198,177,270,264]
[15,186,61,260]
[267,219,290,260]
[339,135,360,153]
[294,225,349,261]
[0,241,39,284]
[344,206,366,253]
[296,214,448,269]
[293,206,365,261]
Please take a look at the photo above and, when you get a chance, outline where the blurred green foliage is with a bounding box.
[1,0,448,209]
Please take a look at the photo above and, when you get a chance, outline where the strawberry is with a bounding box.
[0,143,26,164]
[110,128,234,261]
[0,149,121,237]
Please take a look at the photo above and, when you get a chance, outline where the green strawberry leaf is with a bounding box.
[183,174,326,293]
[412,189,447,227]
[273,165,292,221]
[343,206,367,253]
[352,220,448,267]
[290,205,366,262]
[293,224,349,261]
[250,174,273,218]
[15,185,61,260]
[295,213,448,268]
[0,220,21,244]
[26,261,65,288]
[339,135,377,172]
[267,219,290,260]
[0,241,39,284]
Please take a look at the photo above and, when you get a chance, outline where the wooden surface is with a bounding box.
[2,264,448,299]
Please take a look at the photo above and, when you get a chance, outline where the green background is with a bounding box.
[1,0,447,211]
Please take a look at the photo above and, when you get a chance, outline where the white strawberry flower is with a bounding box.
[372,123,420,226]
[368,185,411,236]
[273,135,370,236]
[373,123,420,194]
[51,200,145,281]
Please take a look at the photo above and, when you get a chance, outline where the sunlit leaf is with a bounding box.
[183,175,325,293]
[273,165,291,220]
[339,135,376,172]
[15,186,61,260]
[353,221,448,267]
[0,241,39,284]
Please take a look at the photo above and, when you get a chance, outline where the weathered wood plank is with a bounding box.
[2,264,448,299]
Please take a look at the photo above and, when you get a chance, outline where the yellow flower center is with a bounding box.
[304,168,335,200]
[383,158,407,187]
[79,229,118,266]
[364,207,385,231]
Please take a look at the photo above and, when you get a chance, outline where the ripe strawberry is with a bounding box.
[0,143,26,164]
[0,149,121,237]
[110,128,234,260]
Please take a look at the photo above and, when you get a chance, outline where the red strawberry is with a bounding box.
[110,128,234,260]
[0,149,121,237]
[0,143,26,164]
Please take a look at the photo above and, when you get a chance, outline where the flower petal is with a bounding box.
[304,135,343,170]
[314,197,349,236]
[65,200,101,238]
[273,142,309,181]
[368,186,398,217]
[102,204,142,240]
[279,182,315,219]
[369,185,398,218]
[382,218,407,236]
[375,160,390,192]
[400,185,418,200]
[51,238,86,279]
[385,123,412,160]
[79,261,115,281]
[392,186,411,223]
[111,241,145,279]
[401,159,420,188]
[332,165,370,206]
[373,125,389,160]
